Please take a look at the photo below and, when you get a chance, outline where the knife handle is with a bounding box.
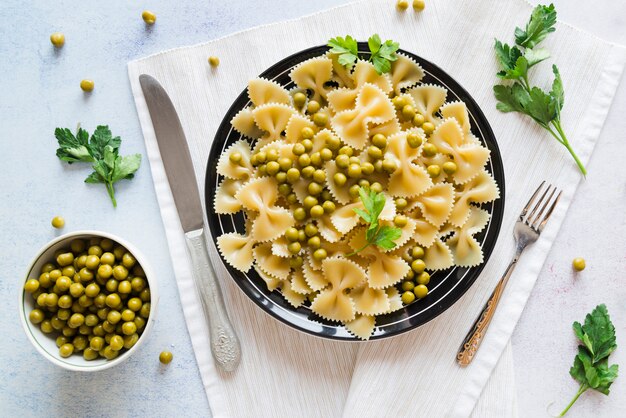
[185,229,241,372]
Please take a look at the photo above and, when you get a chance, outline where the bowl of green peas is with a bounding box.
[19,231,158,371]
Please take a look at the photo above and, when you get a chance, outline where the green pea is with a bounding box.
[370,182,383,193]
[311,169,325,184]
[121,309,136,322]
[294,208,307,221]
[45,293,59,308]
[298,230,306,242]
[298,153,311,167]
[56,335,69,348]
[51,216,65,229]
[124,334,139,349]
[57,308,71,320]
[256,151,267,163]
[392,96,407,109]
[139,303,151,319]
[310,152,322,167]
[307,236,321,249]
[382,159,398,173]
[69,313,85,328]
[103,346,119,360]
[325,134,341,150]
[250,154,259,166]
[402,281,415,292]
[347,164,362,179]
[62,266,76,278]
[266,161,280,176]
[335,154,350,169]
[407,132,423,148]
[118,281,132,295]
[278,183,292,196]
[361,162,375,175]
[58,294,72,309]
[304,224,318,237]
[83,347,99,361]
[303,196,318,210]
[257,164,267,176]
[113,265,128,281]
[302,139,313,153]
[289,256,304,269]
[57,252,74,267]
[313,112,328,127]
[338,146,353,156]
[70,239,86,253]
[106,293,121,308]
[301,166,315,178]
[573,258,586,271]
[127,298,142,312]
[88,245,103,257]
[51,316,66,330]
[159,351,174,364]
[59,343,74,358]
[287,193,298,204]
[358,179,370,189]
[107,310,122,325]
[402,105,416,120]
[29,309,45,324]
[427,165,441,178]
[62,325,77,337]
[229,152,242,164]
[349,184,361,198]
[286,227,300,242]
[310,205,324,218]
[411,259,426,274]
[333,172,347,186]
[313,248,328,261]
[110,335,124,351]
[422,122,435,135]
[395,198,408,209]
[394,215,408,228]
[36,293,47,307]
[322,200,336,214]
[412,246,424,259]
[293,92,307,108]
[401,291,415,304]
[106,279,118,293]
[278,157,292,171]
[349,156,361,165]
[307,100,321,114]
[417,272,430,285]
[122,321,137,336]
[320,148,333,161]
[300,127,314,141]
[414,284,428,299]
[292,143,306,156]
[84,314,99,327]
[413,113,425,126]
[276,172,287,184]
[442,161,457,175]
[73,335,88,351]
[75,256,87,270]
[372,134,387,149]
[288,242,302,254]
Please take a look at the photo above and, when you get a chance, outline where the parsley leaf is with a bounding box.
[560,304,619,416]
[327,34,399,75]
[347,187,402,255]
[514,3,557,49]
[55,125,141,207]
[493,4,586,175]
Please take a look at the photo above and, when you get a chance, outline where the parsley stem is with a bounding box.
[559,383,588,416]
[105,182,117,207]
[346,242,371,257]
[551,120,587,176]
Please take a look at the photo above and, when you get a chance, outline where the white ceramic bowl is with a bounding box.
[19,230,158,372]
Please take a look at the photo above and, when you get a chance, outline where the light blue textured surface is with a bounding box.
[2,1,625,417]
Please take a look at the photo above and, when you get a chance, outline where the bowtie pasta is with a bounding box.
[215,51,499,340]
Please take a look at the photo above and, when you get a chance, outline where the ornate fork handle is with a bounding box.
[456,255,519,366]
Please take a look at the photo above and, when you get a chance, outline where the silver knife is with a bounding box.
[139,74,241,372]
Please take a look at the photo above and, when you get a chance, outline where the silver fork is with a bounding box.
[457,181,562,366]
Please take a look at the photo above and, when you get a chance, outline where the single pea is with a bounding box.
[411,259,426,274]
[348,156,361,166]
[84,314,98,327]
[160,351,174,364]
[75,256,87,269]
[84,255,99,270]
[382,159,398,173]
[414,284,429,299]
[73,335,88,351]
[57,308,71,320]
[62,266,76,277]
[287,255,303,269]
[292,143,306,156]
[287,241,301,254]
[121,309,136,322]
[88,245,103,257]
[394,215,408,228]
[310,169,325,184]
[313,112,328,127]
[374,160,384,173]
[402,105,416,120]
[367,146,383,160]
[422,122,435,135]
[266,161,280,176]
[257,164,267,176]
[77,268,92,282]
[59,343,74,358]
[100,239,114,251]
[69,313,85,328]
[124,334,139,349]
[107,310,122,325]
[338,146,354,157]
[36,293,48,307]
[37,319,51,334]
[307,236,321,250]
[401,291,415,304]
[313,248,328,261]
[106,293,121,309]
[51,216,65,229]
[80,79,95,92]
[301,166,315,179]
[358,179,370,189]
[41,263,56,274]
[277,157,292,172]
[349,184,361,198]
[417,272,431,285]
[573,258,586,271]
[275,172,287,184]
[303,196,318,210]
[45,293,59,308]
[103,346,119,360]
[128,297,142,312]
[122,322,137,336]
[322,200,336,214]
[304,224,318,237]
[24,279,39,293]
[412,246,425,259]
[113,265,128,281]
[372,134,387,149]
[293,92,307,108]
[118,281,132,295]
[422,143,438,157]
[139,303,151,319]
[392,96,407,109]
[310,205,324,218]
[335,154,350,169]
[105,279,119,293]
[320,148,333,161]
[413,0,426,10]
[333,172,347,187]
[308,182,323,196]
[359,163,373,176]
[307,100,320,114]
[51,316,66,330]
[57,252,74,267]
[287,193,298,204]
[96,265,112,281]
[286,227,300,243]
[402,281,415,292]
[310,152,322,167]
[442,161,458,175]
[325,134,341,151]
[427,165,441,178]
[277,183,291,196]
[142,10,157,24]
[250,154,259,166]
[266,149,279,162]
[407,132,423,148]
[58,294,73,309]
[62,325,77,337]
[229,152,242,165]
[50,32,65,48]
[56,335,69,348]
[89,238,102,247]
[110,335,124,351]
[255,151,267,164]
[29,309,45,325]
[347,164,362,179]
[413,113,425,126]
[301,139,313,153]
[298,153,311,167]
[94,293,107,308]
[83,348,99,361]
[101,320,115,334]
[301,127,315,140]
[294,208,307,221]
[71,300,86,313]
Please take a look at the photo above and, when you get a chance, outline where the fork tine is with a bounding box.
[519,181,545,221]
[525,184,551,225]
[537,190,562,232]
[530,187,556,229]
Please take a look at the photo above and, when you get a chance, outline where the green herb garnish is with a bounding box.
[347,188,402,256]
[493,4,586,175]
[55,125,141,207]
[559,304,619,416]
[328,34,399,75]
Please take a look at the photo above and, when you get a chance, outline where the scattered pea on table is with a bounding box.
[142,10,157,25]
[80,79,94,92]
[51,216,65,229]
[572,257,586,271]
[50,32,65,48]
[159,351,173,364]
[208,56,220,67]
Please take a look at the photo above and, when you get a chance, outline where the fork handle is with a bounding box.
[456,256,519,366]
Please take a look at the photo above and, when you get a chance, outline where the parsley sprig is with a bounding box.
[493,4,586,175]
[347,188,402,256]
[328,34,399,75]
[559,304,619,416]
[55,125,142,207]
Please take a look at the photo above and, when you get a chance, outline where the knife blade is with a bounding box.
[139,74,241,372]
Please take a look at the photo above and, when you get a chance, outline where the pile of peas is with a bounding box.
[400,245,430,304]
[24,238,151,361]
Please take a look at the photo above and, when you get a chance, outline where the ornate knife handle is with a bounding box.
[185,229,241,372]
[456,258,518,366]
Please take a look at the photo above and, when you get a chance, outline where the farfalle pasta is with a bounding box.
[214,47,500,340]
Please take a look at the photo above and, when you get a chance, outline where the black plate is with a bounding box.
[205,44,505,341]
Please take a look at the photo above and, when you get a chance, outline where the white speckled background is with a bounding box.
[0,1,624,417]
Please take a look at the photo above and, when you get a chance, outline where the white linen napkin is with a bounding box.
[127,0,625,416]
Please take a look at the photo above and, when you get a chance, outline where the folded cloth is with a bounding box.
[128,0,625,416]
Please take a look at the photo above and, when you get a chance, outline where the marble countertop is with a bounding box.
[1,0,624,416]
